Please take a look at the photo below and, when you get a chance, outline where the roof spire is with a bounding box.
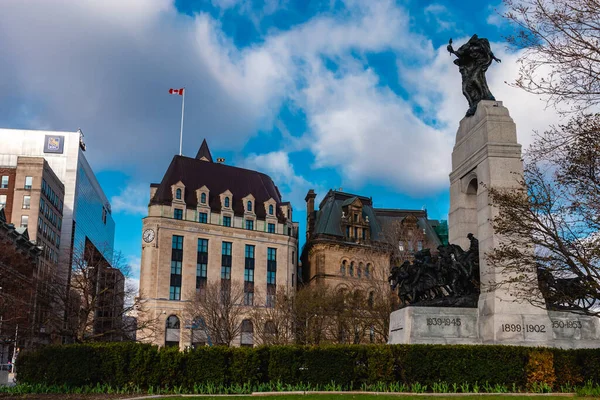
[196,139,214,162]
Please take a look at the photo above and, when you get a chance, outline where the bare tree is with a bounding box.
[184,280,246,347]
[32,241,160,344]
[486,0,600,316]
[249,286,295,345]
[503,0,600,112]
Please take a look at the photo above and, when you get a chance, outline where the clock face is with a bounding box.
[143,229,155,243]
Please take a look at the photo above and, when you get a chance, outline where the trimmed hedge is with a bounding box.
[16,343,600,390]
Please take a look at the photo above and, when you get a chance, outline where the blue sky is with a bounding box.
[0,0,562,287]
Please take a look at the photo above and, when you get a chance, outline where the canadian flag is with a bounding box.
[169,88,184,95]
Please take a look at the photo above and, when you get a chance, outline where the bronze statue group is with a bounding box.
[388,234,480,307]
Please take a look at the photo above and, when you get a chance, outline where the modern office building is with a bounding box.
[138,140,299,348]
[0,129,115,273]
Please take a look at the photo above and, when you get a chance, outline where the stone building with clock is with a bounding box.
[138,140,299,348]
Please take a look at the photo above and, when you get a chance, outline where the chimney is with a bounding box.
[305,189,317,239]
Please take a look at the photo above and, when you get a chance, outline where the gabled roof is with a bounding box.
[195,139,214,162]
[313,190,383,239]
[310,190,442,246]
[150,153,286,221]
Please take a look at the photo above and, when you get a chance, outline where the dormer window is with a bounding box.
[225,197,230,208]
[269,204,274,215]
[247,201,252,212]
[176,189,182,200]
[201,193,207,204]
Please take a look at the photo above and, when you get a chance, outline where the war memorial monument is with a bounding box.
[388,35,600,348]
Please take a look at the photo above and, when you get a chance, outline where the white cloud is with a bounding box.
[424,4,456,32]
[241,151,315,209]
[111,183,149,216]
[487,3,508,27]
[300,66,453,194]
[0,0,560,200]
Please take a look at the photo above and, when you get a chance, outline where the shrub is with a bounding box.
[15,342,600,392]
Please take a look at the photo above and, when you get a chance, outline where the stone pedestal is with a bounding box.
[388,101,600,349]
[449,100,553,345]
[389,307,480,345]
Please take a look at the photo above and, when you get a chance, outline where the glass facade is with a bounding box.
[72,159,115,263]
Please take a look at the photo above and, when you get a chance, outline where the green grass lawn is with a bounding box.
[153,395,574,400]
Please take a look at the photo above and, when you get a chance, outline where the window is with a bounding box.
[197,239,208,291]
[354,213,358,222]
[398,241,404,252]
[340,260,347,276]
[223,215,231,227]
[24,176,32,190]
[417,241,423,251]
[165,315,180,348]
[1,176,8,189]
[22,195,30,209]
[200,192,207,204]
[354,227,358,238]
[0,195,6,207]
[368,292,374,309]
[176,188,182,200]
[365,263,371,278]
[245,244,255,283]
[21,215,28,228]
[408,241,414,252]
[198,212,207,223]
[358,263,363,278]
[267,248,277,285]
[268,204,274,215]
[349,261,354,277]
[247,200,252,212]
[38,217,43,232]
[221,242,232,279]
[245,219,254,230]
[346,226,350,237]
[174,208,183,220]
[241,319,253,346]
[268,223,275,233]
[362,229,366,240]
[170,235,183,301]
[224,197,230,208]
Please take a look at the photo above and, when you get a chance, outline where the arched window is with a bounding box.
[287,209,291,219]
[365,263,371,279]
[241,319,254,347]
[247,201,252,212]
[165,315,180,348]
[175,188,182,200]
[349,262,355,277]
[340,260,347,276]
[357,262,363,278]
[368,291,375,309]
[201,193,207,204]
[224,197,230,208]
[269,204,274,215]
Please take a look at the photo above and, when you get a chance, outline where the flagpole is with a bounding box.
[179,88,185,156]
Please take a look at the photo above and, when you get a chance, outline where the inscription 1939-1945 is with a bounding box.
[426,318,462,326]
